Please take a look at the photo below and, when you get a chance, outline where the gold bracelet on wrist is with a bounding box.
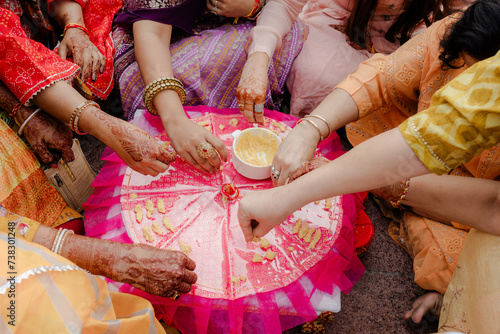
[143,77,187,116]
[390,179,411,209]
[296,118,324,142]
[69,100,99,135]
[305,114,333,139]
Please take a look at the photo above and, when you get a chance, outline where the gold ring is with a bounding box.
[169,290,181,300]
[197,141,216,159]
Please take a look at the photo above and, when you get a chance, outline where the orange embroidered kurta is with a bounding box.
[337,14,500,293]
[338,14,500,181]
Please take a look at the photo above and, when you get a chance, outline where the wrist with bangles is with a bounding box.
[143,77,187,116]
[390,179,411,209]
[51,228,75,255]
[295,114,333,142]
[69,100,100,135]
[17,108,41,136]
[63,23,89,36]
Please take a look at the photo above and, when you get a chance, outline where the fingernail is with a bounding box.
[92,74,97,81]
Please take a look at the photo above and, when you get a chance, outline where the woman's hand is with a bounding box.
[163,117,228,174]
[206,0,255,17]
[19,108,75,164]
[84,107,174,176]
[51,227,198,298]
[58,28,106,83]
[115,244,197,297]
[238,187,291,242]
[236,52,269,124]
[271,122,321,186]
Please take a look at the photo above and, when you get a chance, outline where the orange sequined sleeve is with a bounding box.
[336,16,456,120]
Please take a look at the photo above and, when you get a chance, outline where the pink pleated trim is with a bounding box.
[83,106,365,333]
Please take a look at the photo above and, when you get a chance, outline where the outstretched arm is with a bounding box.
[239,126,500,239]
[239,128,430,241]
[32,81,173,176]
[32,224,197,298]
[133,20,228,174]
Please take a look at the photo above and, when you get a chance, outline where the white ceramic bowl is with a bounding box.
[232,128,281,180]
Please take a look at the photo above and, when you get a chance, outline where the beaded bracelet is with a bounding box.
[143,77,186,116]
[18,108,41,136]
[390,179,410,209]
[63,23,89,36]
[304,114,333,139]
[296,118,324,142]
[69,100,99,135]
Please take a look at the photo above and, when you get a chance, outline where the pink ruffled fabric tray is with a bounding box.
[83,106,365,333]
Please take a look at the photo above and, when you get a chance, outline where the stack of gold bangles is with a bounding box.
[143,77,186,116]
[69,100,100,135]
[295,114,333,142]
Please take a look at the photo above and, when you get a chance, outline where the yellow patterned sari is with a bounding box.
[0,232,166,333]
[0,120,80,227]
[399,51,500,333]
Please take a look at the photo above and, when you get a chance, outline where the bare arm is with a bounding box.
[239,128,430,241]
[132,20,227,174]
[240,127,500,240]
[272,88,359,185]
[402,174,500,233]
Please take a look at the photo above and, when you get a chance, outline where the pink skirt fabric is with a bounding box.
[287,16,372,118]
[286,0,405,118]
[83,106,365,333]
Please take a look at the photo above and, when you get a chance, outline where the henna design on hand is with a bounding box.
[59,29,106,82]
[62,235,197,297]
[20,109,74,164]
[87,108,174,166]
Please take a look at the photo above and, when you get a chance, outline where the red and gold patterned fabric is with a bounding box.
[0,0,120,104]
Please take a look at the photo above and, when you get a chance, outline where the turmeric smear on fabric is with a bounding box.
[235,131,278,166]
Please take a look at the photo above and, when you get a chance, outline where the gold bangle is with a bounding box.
[305,115,333,139]
[144,83,185,114]
[143,77,186,116]
[296,118,324,142]
[390,179,411,209]
[69,100,99,135]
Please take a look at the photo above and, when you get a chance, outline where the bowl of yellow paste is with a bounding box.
[232,127,281,180]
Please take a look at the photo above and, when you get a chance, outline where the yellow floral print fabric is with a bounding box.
[400,50,500,175]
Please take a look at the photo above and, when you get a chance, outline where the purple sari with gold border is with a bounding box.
[112,0,307,120]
